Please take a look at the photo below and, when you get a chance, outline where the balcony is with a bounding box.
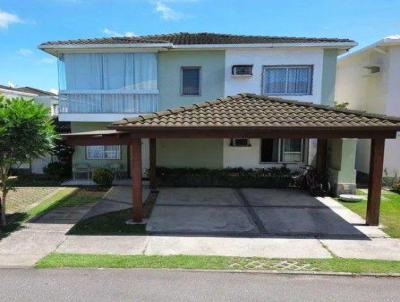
[58,90,159,122]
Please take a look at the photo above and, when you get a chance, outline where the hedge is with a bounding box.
[155,167,293,188]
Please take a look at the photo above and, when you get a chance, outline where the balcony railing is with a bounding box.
[59,90,159,114]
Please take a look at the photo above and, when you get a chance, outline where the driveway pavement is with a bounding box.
[146,188,384,239]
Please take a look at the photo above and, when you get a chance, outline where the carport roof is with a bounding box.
[111,93,400,131]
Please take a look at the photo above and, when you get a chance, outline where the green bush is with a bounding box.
[43,162,70,180]
[92,168,114,187]
[156,167,293,188]
[392,181,400,193]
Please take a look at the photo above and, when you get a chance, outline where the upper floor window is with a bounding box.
[181,67,200,96]
[59,53,157,91]
[262,65,313,96]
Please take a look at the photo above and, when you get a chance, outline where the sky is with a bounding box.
[0,0,399,92]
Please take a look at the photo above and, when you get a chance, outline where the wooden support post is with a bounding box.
[316,139,328,175]
[149,138,157,191]
[131,138,143,222]
[366,138,385,226]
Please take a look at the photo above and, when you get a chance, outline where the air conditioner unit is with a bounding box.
[232,65,253,76]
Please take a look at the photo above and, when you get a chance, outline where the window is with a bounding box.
[181,67,200,95]
[262,66,313,95]
[86,145,121,160]
[230,138,251,147]
[260,139,304,163]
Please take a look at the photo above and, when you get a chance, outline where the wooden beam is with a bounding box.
[130,138,143,222]
[122,128,398,140]
[149,138,157,191]
[316,139,328,175]
[366,138,385,226]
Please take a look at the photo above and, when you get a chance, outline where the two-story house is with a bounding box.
[336,35,400,177]
[39,32,357,192]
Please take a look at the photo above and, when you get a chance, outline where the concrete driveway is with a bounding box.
[147,188,374,238]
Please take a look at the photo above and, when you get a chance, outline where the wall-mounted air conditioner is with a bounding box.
[232,65,253,77]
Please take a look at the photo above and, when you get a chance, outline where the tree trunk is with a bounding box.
[0,192,6,227]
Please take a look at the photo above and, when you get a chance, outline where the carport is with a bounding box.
[64,93,400,226]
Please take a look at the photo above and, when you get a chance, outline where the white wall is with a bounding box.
[224,47,324,103]
[223,47,324,169]
[336,45,400,176]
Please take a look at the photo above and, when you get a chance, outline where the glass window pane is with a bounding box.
[261,139,279,162]
[287,67,312,94]
[86,146,104,159]
[182,67,200,95]
[264,68,287,94]
[281,139,302,162]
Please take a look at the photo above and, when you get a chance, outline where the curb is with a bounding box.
[32,266,400,278]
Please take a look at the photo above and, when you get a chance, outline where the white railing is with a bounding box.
[59,90,159,114]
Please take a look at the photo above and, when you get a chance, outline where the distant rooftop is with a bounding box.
[0,85,57,96]
[40,32,356,48]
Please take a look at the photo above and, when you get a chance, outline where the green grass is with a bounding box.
[68,209,147,235]
[36,253,400,274]
[1,188,103,239]
[340,190,400,237]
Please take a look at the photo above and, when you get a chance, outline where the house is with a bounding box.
[0,85,59,116]
[39,32,358,193]
[335,35,400,177]
[0,85,60,174]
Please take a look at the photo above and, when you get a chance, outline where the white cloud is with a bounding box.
[0,9,22,29]
[7,81,15,88]
[38,57,57,64]
[17,48,33,56]
[103,28,136,37]
[153,1,183,20]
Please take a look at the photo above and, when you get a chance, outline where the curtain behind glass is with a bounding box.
[63,53,157,91]
[263,68,286,94]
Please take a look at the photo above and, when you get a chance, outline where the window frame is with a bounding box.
[262,65,313,96]
[181,66,201,96]
[86,145,121,160]
[259,139,306,164]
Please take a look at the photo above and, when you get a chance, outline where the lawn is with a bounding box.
[68,209,147,235]
[37,253,400,274]
[1,186,104,239]
[340,190,400,237]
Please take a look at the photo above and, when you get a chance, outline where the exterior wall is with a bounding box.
[158,50,225,109]
[71,122,150,175]
[222,138,307,170]
[224,47,324,103]
[157,139,223,169]
[336,45,400,176]
[321,49,338,105]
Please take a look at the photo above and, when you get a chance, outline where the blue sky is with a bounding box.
[0,0,399,92]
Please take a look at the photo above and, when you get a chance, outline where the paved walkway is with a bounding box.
[0,202,95,267]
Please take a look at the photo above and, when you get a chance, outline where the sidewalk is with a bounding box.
[0,202,95,267]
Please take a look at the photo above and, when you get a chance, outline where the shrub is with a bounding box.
[92,168,114,187]
[155,167,293,188]
[392,180,400,193]
[43,162,70,180]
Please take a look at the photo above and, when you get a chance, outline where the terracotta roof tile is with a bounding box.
[40,32,355,47]
[111,94,400,130]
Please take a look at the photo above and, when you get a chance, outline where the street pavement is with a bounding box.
[1,268,399,302]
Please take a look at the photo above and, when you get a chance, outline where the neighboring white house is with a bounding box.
[0,84,59,174]
[335,35,400,177]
